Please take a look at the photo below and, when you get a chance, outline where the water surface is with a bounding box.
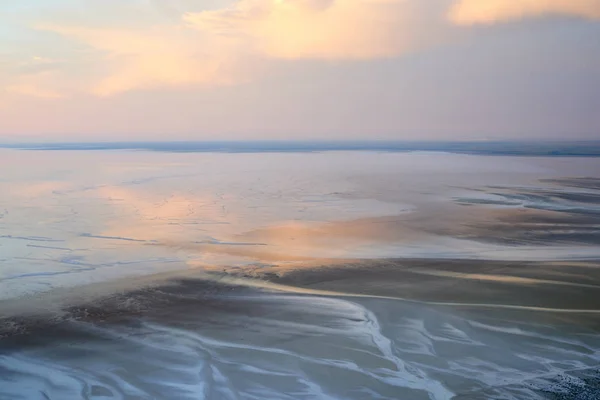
[1,148,600,399]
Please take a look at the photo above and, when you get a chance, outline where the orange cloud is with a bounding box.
[3,0,598,99]
[6,82,64,99]
[18,0,590,99]
[0,57,67,99]
[36,24,249,96]
[185,0,434,60]
[16,0,441,97]
[449,0,600,25]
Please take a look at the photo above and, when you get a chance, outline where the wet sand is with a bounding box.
[2,263,600,400]
[1,152,600,399]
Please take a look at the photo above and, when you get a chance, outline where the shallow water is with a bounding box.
[1,148,600,399]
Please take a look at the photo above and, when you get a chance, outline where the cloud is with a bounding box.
[3,0,599,99]
[0,51,93,102]
[184,0,437,60]
[12,0,443,97]
[3,66,65,99]
[6,83,64,99]
[449,0,600,25]
[18,0,597,98]
[36,24,252,96]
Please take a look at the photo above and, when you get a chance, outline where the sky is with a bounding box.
[0,0,599,141]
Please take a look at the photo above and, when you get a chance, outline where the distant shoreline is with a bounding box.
[2,140,600,157]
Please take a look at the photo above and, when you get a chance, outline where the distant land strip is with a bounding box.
[2,140,600,157]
